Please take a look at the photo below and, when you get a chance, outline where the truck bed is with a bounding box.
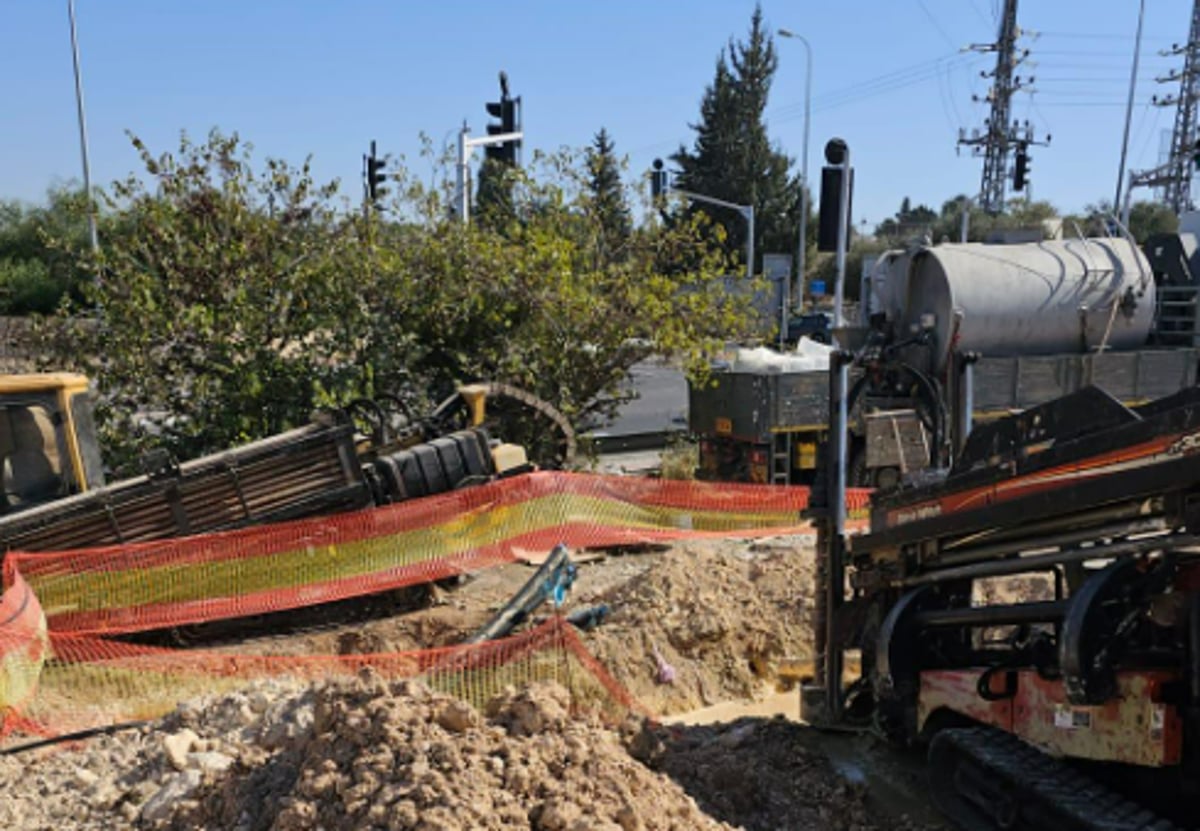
[689,348,1200,443]
[972,348,1200,412]
[689,368,832,443]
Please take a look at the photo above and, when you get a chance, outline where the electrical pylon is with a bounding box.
[958,0,1042,214]
[1129,0,1200,215]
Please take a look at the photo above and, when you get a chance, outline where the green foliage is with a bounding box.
[658,435,698,480]
[0,257,62,313]
[907,196,1061,244]
[475,158,517,231]
[584,128,632,260]
[1063,199,1178,242]
[0,187,96,314]
[669,5,799,275]
[37,130,750,472]
[40,129,379,471]
[1127,201,1179,241]
[873,196,939,243]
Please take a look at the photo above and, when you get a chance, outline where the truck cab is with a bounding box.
[0,373,104,514]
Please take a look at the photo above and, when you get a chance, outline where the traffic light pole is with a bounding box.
[455,124,524,224]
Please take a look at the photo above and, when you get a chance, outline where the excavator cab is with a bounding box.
[0,374,104,514]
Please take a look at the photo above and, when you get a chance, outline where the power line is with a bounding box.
[1037,101,1154,107]
[772,51,971,117]
[802,55,982,115]
[968,0,993,29]
[1036,30,1174,41]
[916,0,961,52]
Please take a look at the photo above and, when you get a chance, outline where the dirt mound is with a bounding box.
[632,717,931,831]
[0,677,310,831]
[578,537,816,714]
[1,676,742,830]
[180,675,741,831]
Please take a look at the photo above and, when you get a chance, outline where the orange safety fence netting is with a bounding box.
[5,472,870,638]
[0,571,49,733]
[0,472,872,743]
[4,616,647,743]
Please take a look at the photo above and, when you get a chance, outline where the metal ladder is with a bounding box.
[1154,284,1200,346]
[771,432,792,485]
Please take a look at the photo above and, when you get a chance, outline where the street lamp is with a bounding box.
[66,0,99,256]
[778,28,811,312]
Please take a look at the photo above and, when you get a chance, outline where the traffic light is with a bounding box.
[818,139,853,253]
[366,140,388,205]
[1013,144,1029,191]
[651,158,668,199]
[485,96,520,164]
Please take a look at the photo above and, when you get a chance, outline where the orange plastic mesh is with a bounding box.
[6,472,868,637]
[0,472,870,743]
[0,570,48,729]
[4,616,646,743]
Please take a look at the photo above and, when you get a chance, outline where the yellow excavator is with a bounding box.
[0,373,104,513]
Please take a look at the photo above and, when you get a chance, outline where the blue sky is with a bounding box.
[1,1,1193,228]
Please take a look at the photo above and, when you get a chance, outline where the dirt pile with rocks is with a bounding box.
[1,677,742,831]
[633,717,933,831]
[177,676,734,831]
[577,536,816,714]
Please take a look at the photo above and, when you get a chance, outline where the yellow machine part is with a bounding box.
[0,373,97,498]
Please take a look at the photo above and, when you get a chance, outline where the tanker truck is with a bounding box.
[690,235,1200,487]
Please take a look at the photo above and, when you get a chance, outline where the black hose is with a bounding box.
[1,719,148,756]
[464,543,574,644]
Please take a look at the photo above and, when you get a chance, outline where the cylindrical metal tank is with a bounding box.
[866,249,913,323]
[902,239,1156,373]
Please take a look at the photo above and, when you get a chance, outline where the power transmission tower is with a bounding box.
[957,0,1045,214]
[1128,0,1200,215]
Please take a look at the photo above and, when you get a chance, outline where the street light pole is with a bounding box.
[778,28,812,312]
[1114,0,1146,212]
[672,189,755,280]
[67,0,99,256]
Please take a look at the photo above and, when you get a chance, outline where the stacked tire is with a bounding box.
[365,428,496,504]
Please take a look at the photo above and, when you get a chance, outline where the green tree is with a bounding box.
[475,158,517,231]
[0,187,98,314]
[1127,201,1179,241]
[670,5,798,275]
[39,131,752,471]
[40,129,379,470]
[927,197,1059,243]
[584,128,632,261]
[1065,199,1179,242]
[875,197,938,243]
[375,147,749,443]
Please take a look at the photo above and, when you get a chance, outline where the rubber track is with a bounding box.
[930,727,1182,831]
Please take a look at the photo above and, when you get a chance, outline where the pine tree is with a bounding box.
[585,128,632,260]
[670,5,799,275]
[475,158,516,230]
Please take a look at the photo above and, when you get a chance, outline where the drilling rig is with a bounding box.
[804,243,1200,828]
